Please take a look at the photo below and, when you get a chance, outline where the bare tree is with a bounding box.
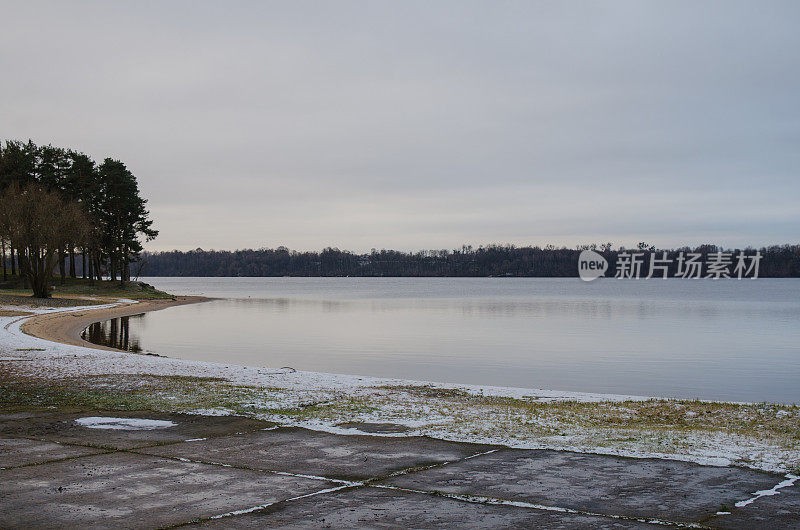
[0,183,88,297]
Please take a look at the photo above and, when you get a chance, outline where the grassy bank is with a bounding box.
[1,368,797,473]
[0,275,173,301]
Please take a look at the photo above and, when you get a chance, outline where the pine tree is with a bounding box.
[97,159,158,285]
[0,140,38,278]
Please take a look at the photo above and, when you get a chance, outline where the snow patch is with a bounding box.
[735,473,799,508]
[75,417,177,430]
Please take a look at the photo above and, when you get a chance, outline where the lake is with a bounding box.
[84,277,800,403]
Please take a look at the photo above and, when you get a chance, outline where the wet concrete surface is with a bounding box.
[196,486,653,529]
[383,448,782,523]
[705,480,800,528]
[0,410,798,528]
[0,437,105,468]
[139,426,494,481]
[0,451,329,529]
[0,409,272,449]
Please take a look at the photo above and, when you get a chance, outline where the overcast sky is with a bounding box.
[2,1,798,252]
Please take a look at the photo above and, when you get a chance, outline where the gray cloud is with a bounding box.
[2,1,798,251]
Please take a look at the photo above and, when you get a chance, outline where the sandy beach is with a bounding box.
[19,296,208,351]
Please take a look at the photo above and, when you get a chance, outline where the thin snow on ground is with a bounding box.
[0,300,131,316]
[75,416,177,430]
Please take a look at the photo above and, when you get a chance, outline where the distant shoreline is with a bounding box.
[20,296,208,352]
[136,245,800,278]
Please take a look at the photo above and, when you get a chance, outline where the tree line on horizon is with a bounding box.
[138,244,800,278]
[0,139,157,297]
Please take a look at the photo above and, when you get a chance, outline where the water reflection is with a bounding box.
[82,315,144,353]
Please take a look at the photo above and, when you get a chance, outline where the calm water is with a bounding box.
[87,278,800,403]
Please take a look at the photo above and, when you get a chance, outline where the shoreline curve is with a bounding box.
[20,296,209,352]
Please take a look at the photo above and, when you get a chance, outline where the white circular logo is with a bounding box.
[578,250,608,281]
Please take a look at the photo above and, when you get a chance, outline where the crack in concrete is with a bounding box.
[130,451,354,486]
[161,484,364,528]
[206,484,360,521]
[361,448,500,485]
[370,483,707,528]
[0,448,115,470]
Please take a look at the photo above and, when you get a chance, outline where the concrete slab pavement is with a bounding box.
[139,426,495,481]
[382,448,782,523]
[1,411,797,528]
[196,485,654,529]
[0,410,272,449]
[0,451,332,529]
[0,436,105,468]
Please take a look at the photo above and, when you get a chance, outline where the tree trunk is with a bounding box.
[19,249,29,289]
[94,255,103,282]
[30,260,51,297]
[59,249,66,285]
[17,248,34,294]
[69,247,76,278]
[10,245,16,276]
[120,245,127,287]
[27,249,58,298]
[1,240,6,282]
[82,250,87,279]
